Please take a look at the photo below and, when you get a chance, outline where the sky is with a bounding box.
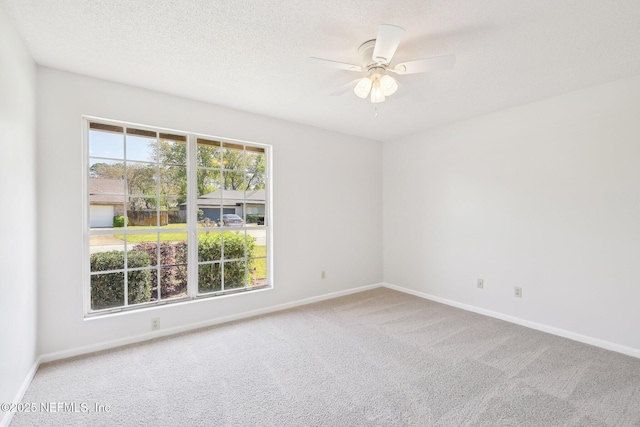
[89,130,159,163]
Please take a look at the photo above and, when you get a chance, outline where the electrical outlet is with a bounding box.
[321,271,326,280]
[477,279,484,289]
[151,318,160,330]
[514,287,522,298]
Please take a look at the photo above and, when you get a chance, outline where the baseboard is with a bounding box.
[382,282,640,359]
[0,356,41,427]
[40,283,384,364]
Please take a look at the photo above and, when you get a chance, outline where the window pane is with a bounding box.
[158,138,187,166]
[89,159,126,230]
[248,229,266,257]
[147,268,160,301]
[89,129,124,159]
[157,233,188,254]
[91,272,124,310]
[197,169,221,197]
[89,158,125,184]
[220,171,245,228]
[126,134,157,163]
[128,268,153,305]
[222,170,244,191]
[245,172,265,191]
[246,228,266,288]
[147,237,187,298]
[126,233,187,302]
[160,265,187,300]
[245,145,265,174]
[89,202,124,231]
[223,231,246,260]
[245,176,266,225]
[90,248,125,272]
[197,169,221,226]
[198,231,222,262]
[198,262,221,293]
[222,142,244,171]
[197,139,222,168]
[127,235,159,266]
[199,208,221,227]
[248,258,267,287]
[162,197,187,225]
[160,165,185,195]
[128,197,158,226]
[224,260,247,289]
[126,161,158,196]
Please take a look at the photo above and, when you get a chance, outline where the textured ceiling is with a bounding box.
[3,0,640,142]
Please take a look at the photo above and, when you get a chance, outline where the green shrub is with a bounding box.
[173,241,188,286]
[90,250,151,310]
[91,232,256,308]
[131,241,188,299]
[198,232,254,292]
[113,215,127,227]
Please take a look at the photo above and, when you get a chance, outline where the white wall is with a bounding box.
[383,74,640,352]
[0,4,38,421]
[37,68,383,356]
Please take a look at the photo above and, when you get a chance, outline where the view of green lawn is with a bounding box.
[114,223,187,242]
[113,223,264,242]
[252,246,267,280]
[112,223,267,280]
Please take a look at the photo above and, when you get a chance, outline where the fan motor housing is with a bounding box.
[358,39,383,69]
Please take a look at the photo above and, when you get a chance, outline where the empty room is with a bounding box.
[1,1,640,425]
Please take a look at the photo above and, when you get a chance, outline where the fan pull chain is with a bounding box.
[374,106,378,118]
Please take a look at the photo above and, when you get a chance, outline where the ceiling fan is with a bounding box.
[311,24,456,103]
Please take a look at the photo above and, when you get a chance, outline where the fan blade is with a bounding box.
[309,57,363,72]
[392,54,456,75]
[372,24,405,64]
[330,79,361,96]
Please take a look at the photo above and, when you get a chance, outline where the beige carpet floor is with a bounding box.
[10,288,640,426]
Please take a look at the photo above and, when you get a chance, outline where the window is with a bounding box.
[85,118,271,315]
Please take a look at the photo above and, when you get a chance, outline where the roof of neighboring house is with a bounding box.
[197,189,265,207]
[89,178,125,205]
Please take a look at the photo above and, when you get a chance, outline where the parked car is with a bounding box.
[222,214,244,226]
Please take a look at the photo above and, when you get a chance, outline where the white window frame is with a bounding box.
[82,116,273,317]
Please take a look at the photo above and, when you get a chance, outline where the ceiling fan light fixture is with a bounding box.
[354,77,372,98]
[370,79,385,103]
[380,74,398,96]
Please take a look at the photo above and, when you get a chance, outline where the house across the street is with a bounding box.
[192,189,265,222]
[88,178,125,227]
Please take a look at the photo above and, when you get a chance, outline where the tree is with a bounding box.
[90,140,266,208]
[154,139,187,205]
[156,141,266,194]
[245,151,266,190]
[89,161,157,209]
